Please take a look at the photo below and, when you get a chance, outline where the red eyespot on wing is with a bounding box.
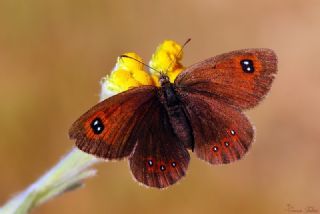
[83,111,107,140]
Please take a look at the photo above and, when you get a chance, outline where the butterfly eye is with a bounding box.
[240,59,254,73]
[90,117,105,134]
[230,130,236,135]
[171,162,177,167]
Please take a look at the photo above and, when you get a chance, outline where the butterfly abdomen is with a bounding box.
[159,83,194,150]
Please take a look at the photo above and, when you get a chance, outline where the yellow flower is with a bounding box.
[101,40,185,98]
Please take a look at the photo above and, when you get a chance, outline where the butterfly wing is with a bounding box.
[69,85,158,160]
[177,89,254,164]
[175,49,277,109]
[129,99,190,188]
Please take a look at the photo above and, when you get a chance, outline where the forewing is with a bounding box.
[129,100,190,188]
[175,49,277,109]
[177,89,254,164]
[69,86,157,160]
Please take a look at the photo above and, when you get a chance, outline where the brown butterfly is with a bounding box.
[69,48,277,188]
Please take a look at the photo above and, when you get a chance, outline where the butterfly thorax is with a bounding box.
[159,75,194,150]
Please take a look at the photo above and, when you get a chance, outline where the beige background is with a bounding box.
[1,0,319,213]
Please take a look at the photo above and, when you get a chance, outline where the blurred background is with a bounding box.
[1,0,319,213]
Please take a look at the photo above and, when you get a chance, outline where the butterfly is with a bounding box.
[69,48,277,188]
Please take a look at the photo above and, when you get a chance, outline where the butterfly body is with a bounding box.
[70,48,277,188]
[159,75,194,150]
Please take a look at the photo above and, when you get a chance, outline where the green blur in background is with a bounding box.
[0,0,319,213]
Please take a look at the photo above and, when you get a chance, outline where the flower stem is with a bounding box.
[0,148,100,214]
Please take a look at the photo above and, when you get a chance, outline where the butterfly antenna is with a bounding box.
[119,55,162,74]
[165,38,191,73]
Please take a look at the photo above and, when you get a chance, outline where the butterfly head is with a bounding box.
[159,74,170,86]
